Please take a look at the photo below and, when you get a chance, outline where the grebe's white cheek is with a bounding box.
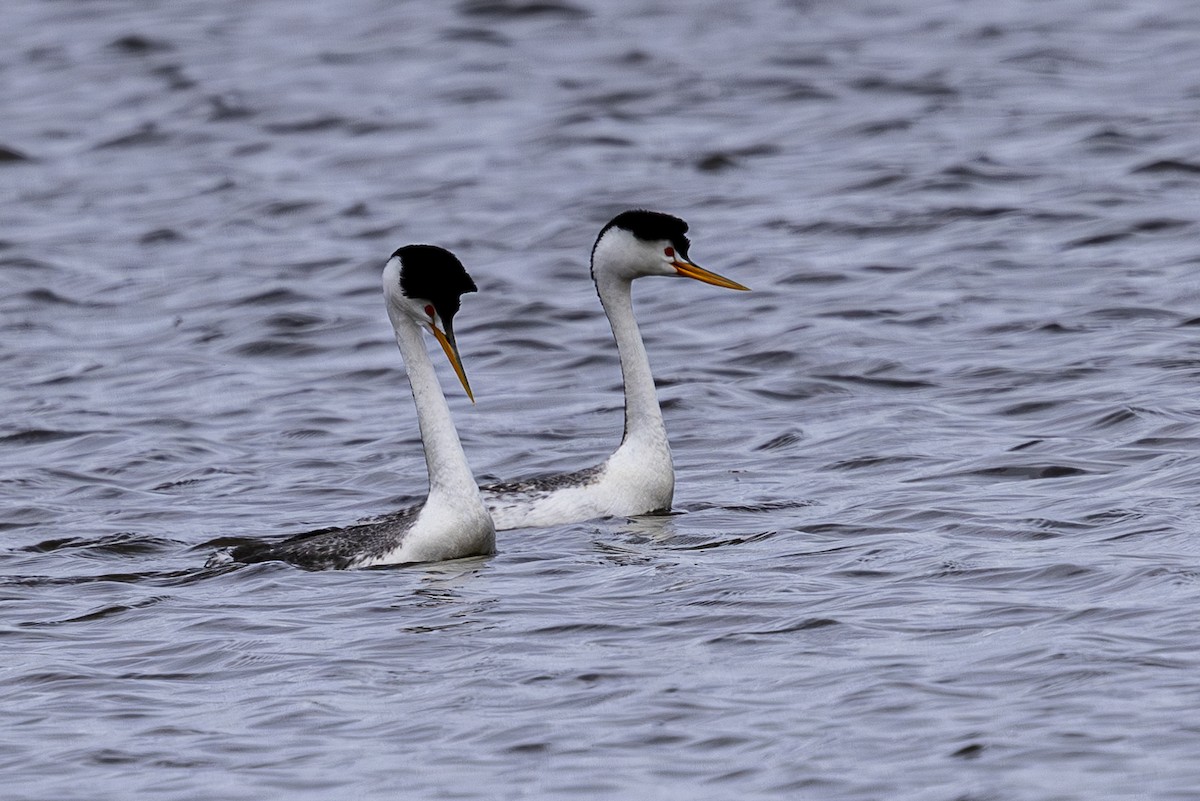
[659,255,684,278]
[393,295,435,328]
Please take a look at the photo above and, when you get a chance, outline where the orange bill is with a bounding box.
[672,259,750,291]
[430,325,475,403]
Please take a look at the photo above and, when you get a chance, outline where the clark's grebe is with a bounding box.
[481,210,748,530]
[208,245,495,569]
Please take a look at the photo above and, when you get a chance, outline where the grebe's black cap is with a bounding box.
[392,244,477,327]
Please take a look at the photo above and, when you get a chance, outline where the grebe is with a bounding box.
[209,245,495,569]
[481,210,748,530]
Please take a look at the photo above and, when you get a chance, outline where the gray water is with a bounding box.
[3,0,1200,798]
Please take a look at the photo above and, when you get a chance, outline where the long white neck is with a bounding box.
[387,309,478,504]
[595,273,667,447]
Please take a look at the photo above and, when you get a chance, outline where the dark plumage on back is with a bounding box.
[592,209,692,263]
[392,244,478,328]
[223,507,421,571]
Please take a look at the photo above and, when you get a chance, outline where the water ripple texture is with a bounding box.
[3,1,1200,799]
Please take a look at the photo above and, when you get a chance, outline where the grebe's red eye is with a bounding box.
[664,247,675,258]
[424,304,435,319]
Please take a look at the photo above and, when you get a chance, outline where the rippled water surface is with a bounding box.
[5,0,1200,798]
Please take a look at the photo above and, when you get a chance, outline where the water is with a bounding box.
[3,0,1200,797]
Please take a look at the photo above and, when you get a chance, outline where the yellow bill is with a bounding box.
[430,324,475,403]
[672,259,750,291]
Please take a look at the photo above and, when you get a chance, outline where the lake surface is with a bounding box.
[3,0,1200,798]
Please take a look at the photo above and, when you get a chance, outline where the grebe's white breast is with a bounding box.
[485,423,674,530]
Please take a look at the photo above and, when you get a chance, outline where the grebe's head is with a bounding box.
[383,244,478,401]
[590,209,748,290]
